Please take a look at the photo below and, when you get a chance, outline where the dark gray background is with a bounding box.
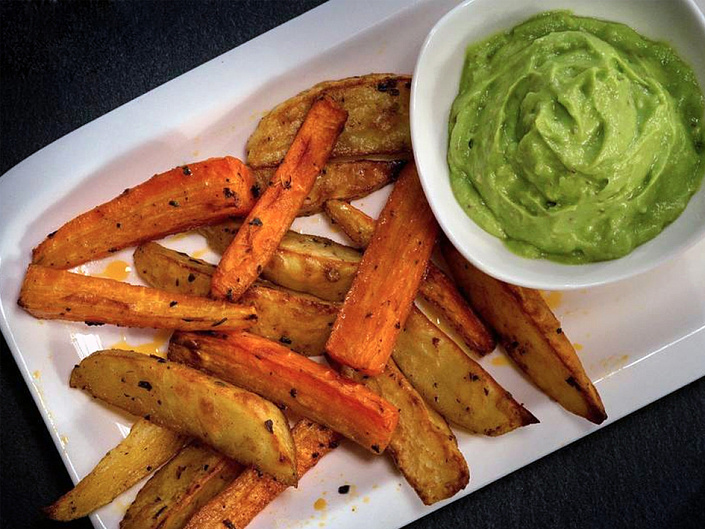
[1,1,703,528]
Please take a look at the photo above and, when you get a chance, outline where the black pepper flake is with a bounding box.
[47,230,57,238]
[222,520,236,529]
[556,327,563,334]
[338,485,350,494]
[168,200,180,207]
[279,336,292,345]
[312,451,320,459]
[116,223,122,228]
[107,247,118,253]
[329,440,340,449]
[566,376,580,389]
[431,337,440,347]
[282,179,292,190]
[546,201,557,208]
[169,301,178,307]
[251,184,261,198]
[264,419,274,433]
[223,187,235,199]
[245,314,258,321]
[211,317,228,327]
[144,414,151,421]
[371,444,380,453]
[188,273,196,283]
[226,289,234,302]
[365,312,373,319]
[153,506,168,519]
[469,374,479,381]
[483,388,489,396]
[182,165,192,176]
[290,388,297,398]
[203,464,210,471]
[394,321,401,329]
[138,381,153,391]
[377,79,397,92]
[248,217,263,227]
[468,138,474,149]
[146,465,152,471]
[84,321,105,326]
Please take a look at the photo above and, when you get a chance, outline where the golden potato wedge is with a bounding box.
[324,199,496,354]
[70,350,297,484]
[442,240,607,424]
[199,221,361,302]
[345,360,469,505]
[133,243,337,356]
[252,159,404,217]
[45,419,185,521]
[247,74,412,168]
[121,443,242,529]
[18,265,256,331]
[394,308,538,435]
[185,420,341,529]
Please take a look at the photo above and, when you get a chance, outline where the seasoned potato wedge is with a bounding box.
[45,419,185,521]
[442,240,607,424]
[324,199,496,354]
[199,222,361,302]
[185,420,341,529]
[169,331,398,453]
[394,308,538,435]
[32,157,255,269]
[345,360,469,505]
[253,159,404,216]
[70,350,297,484]
[121,443,242,529]
[18,265,256,332]
[133,243,337,356]
[247,74,412,168]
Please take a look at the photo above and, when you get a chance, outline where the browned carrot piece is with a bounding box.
[168,331,398,453]
[325,163,438,375]
[18,265,256,331]
[32,157,256,269]
[184,420,341,529]
[210,98,347,301]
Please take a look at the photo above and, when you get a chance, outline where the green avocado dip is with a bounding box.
[448,11,705,263]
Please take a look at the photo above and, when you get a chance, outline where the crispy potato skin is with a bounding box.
[346,360,469,505]
[185,420,341,529]
[120,443,242,529]
[18,265,256,331]
[324,199,495,354]
[247,74,412,168]
[32,157,255,269]
[70,350,298,484]
[442,240,607,424]
[211,98,347,301]
[169,331,398,453]
[326,163,438,375]
[253,159,404,216]
[45,420,185,521]
[395,308,538,435]
[134,242,214,297]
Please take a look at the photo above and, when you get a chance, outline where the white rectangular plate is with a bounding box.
[1,1,704,528]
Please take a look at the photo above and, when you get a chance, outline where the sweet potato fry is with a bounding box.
[184,420,341,529]
[326,163,438,375]
[211,98,347,301]
[252,159,404,216]
[70,350,298,484]
[45,419,185,521]
[441,240,607,424]
[133,243,338,356]
[168,331,398,453]
[246,74,411,168]
[324,199,495,354]
[121,443,242,529]
[345,360,469,505]
[32,157,255,269]
[394,308,538,435]
[18,265,256,331]
[200,222,361,301]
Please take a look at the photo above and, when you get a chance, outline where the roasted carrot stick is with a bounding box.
[168,330,398,453]
[325,163,438,375]
[324,199,496,354]
[32,157,256,269]
[18,265,256,331]
[184,420,341,529]
[210,98,347,301]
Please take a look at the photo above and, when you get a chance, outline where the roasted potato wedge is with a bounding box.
[32,157,255,269]
[70,350,298,484]
[169,331,398,453]
[18,265,256,332]
[345,360,469,505]
[45,419,185,521]
[442,240,607,424]
[134,242,214,296]
[121,443,242,529]
[394,308,538,435]
[253,159,404,216]
[247,74,411,168]
[185,420,341,529]
[327,163,438,375]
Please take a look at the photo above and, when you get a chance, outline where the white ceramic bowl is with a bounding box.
[411,0,705,290]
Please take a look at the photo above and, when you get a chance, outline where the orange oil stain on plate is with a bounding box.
[541,291,563,310]
[110,329,172,357]
[32,370,41,380]
[313,498,327,511]
[491,355,510,366]
[94,260,131,281]
[191,248,209,259]
[574,342,584,352]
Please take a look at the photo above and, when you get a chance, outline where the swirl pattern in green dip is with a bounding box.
[448,11,705,263]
